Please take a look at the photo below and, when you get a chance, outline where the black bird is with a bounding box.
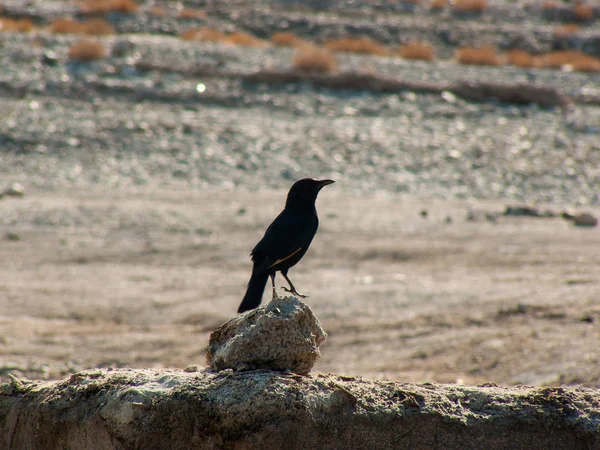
[237,178,335,313]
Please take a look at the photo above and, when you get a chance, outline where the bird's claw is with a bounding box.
[281,286,308,298]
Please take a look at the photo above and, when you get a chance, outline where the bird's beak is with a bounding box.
[317,179,335,189]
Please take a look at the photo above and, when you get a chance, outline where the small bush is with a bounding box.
[272,32,307,47]
[83,18,115,35]
[226,31,268,48]
[0,17,35,33]
[430,0,448,10]
[398,42,436,61]
[68,39,107,61]
[81,0,139,15]
[177,9,207,20]
[50,18,85,34]
[506,49,539,68]
[456,46,502,66]
[149,6,167,17]
[50,18,114,35]
[452,0,488,13]
[541,1,560,10]
[292,46,338,74]
[555,24,581,38]
[574,4,594,22]
[541,51,600,73]
[325,37,390,57]
[180,27,226,43]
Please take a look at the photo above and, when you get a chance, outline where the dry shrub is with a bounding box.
[68,39,107,61]
[574,4,594,22]
[555,24,581,38]
[398,42,436,61]
[50,18,85,34]
[292,46,338,74]
[50,18,114,35]
[177,9,207,20]
[180,27,226,42]
[83,18,115,35]
[272,32,306,47]
[430,0,448,10]
[541,51,600,72]
[452,0,488,13]
[226,31,267,48]
[506,49,539,68]
[325,37,390,57]
[80,0,139,15]
[456,46,502,66]
[180,29,200,41]
[0,17,35,32]
[541,1,560,10]
[149,6,167,17]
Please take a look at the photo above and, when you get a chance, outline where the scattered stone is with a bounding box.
[466,210,498,223]
[573,213,598,228]
[540,209,558,218]
[503,205,540,217]
[485,213,498,223]
[42,51,59,67]
[184,365,200,373]
[2,183,24,197]
[5,232,21,241]
[420,209,428,218]
[206,296,327,375]
[498,303,529,317]
[562,211,597,227]
[466,210,478,222]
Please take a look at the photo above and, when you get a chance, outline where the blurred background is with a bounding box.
[1,0,599,386]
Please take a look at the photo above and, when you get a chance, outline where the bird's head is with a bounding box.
[285,178,335,210]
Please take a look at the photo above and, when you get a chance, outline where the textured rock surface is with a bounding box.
[1,369,599,450]
[206,296,327,375]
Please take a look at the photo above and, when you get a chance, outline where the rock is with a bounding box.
[1,369,599,450]
[206,296,327,375]
[562,211,598,227]
[503,205,540,217]
[2,183,24,197]
[573,213,598,227]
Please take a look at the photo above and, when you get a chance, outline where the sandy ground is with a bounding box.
[1,186,599,386]
[1,0,599,389]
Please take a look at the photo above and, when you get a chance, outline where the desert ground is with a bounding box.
[2,187,600,386]
[1,0,600,387]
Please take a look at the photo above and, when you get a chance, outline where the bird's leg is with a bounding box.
[281,270,308,298]
[270,273,279,300]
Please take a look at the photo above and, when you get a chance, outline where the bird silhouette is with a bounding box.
[238,178,335,313]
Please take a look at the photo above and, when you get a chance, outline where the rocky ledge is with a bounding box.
[1,297,599,449]
[1,368,599,450]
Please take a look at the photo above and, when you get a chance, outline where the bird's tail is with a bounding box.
[238,273,269,313]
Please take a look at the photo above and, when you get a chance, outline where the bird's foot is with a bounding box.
[271,288,280,300]
[281,286,308,298]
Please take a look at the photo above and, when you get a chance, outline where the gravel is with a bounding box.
[0,2,599,205]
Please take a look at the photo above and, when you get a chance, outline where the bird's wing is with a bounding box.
[250,209,318,275]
